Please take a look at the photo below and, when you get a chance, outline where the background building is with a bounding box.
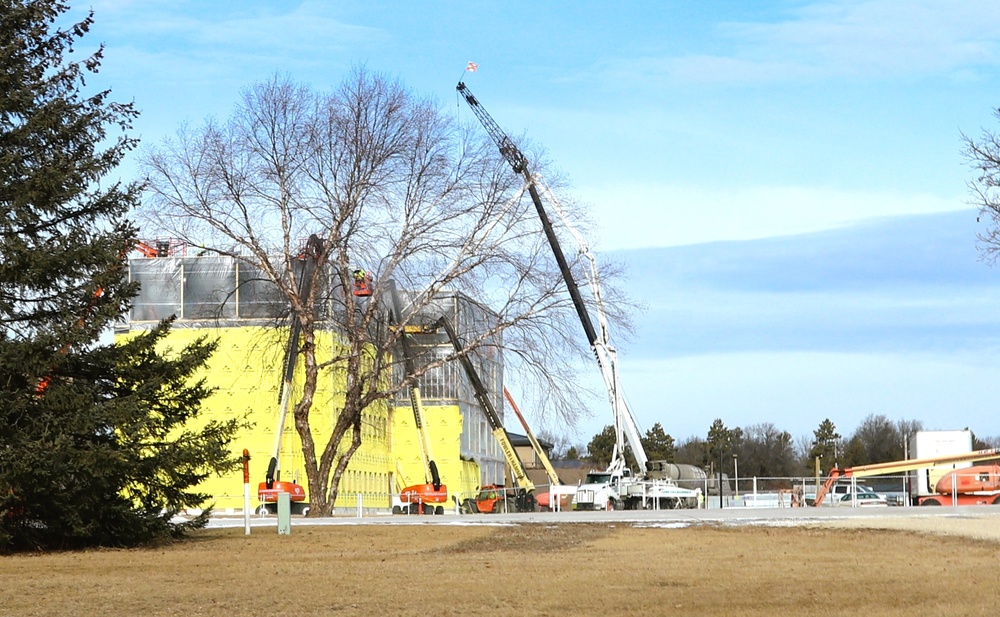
[118,251,505,512]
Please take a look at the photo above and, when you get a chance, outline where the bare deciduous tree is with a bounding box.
[736,422,797,479]
[141,68,631,516]
[963,111,1000,259]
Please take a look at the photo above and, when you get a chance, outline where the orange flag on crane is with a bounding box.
[465,61,478,72]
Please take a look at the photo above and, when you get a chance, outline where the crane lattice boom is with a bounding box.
[456,80,648,474]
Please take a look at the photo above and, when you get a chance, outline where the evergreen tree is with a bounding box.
[705,418,742,474]
[586,425,637,470]
[586,425,617,468]
[641,423,676,462]
[808,418,841,474]
[0,1,237,551]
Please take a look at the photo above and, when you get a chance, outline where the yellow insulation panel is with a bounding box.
[391,402,481,504]
[119,325,392,511]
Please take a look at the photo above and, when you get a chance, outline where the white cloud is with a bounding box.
[88,1,385,67]
[568,351,1000,444]
[580,182,966,250]
[598,0,1000,85]
[740,0,1000,72]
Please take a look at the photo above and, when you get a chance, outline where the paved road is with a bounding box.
[207,504,1000,530]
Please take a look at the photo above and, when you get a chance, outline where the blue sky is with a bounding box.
[78,1,1000,445]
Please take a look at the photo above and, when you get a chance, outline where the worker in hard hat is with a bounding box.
[352,269,372,297]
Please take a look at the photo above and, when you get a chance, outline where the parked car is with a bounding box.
[834,491,888,507]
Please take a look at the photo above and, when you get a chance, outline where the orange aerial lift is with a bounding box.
[926,462,1000,506]
[256,235,324,514]
[389,281,447,514]
[813,447,1000,507]
[352,269,373,297]
[133,238,184,258]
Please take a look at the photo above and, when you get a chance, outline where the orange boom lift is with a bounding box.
[256,236,325,514]
[813,447,1000,507]
[388,281,447,514]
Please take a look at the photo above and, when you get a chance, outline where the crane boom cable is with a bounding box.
[534,176,643,471]
[457,80,649,474]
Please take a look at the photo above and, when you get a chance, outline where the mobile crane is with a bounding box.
[812,447,1000,507]
[432,316,536,513]
[388,281,447,514]
[457,82,697,510]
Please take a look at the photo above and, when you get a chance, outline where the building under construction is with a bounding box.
[117,251,507,512]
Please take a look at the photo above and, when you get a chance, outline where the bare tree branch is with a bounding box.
[139,67,635,515]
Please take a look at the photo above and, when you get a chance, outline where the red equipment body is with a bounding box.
[258,481,307,504]
[399,483,449,505]
[466,485,507,514]
[352,269,373,297]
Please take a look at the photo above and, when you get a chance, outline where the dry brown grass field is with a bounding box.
[3,521,999,616]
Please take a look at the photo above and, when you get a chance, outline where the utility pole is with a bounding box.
[718,448,724,509]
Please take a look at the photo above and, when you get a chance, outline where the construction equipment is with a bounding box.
[256,235,322,515]
[388,281,447,515]
[457,82,697,510]
[921,463,1000,506]
[352,269,373,297]
[503,388,569,510]
[464,484,520,514]
[431,316,536,513]
[133,238,183,258]
[812,447,1000,507]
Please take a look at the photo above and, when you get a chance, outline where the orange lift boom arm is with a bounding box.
[503,388,561,487]
[813,447,1000,506]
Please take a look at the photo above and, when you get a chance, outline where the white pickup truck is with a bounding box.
[805,483,888,507]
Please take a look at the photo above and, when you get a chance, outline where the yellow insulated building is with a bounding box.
[120,254,506,513]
